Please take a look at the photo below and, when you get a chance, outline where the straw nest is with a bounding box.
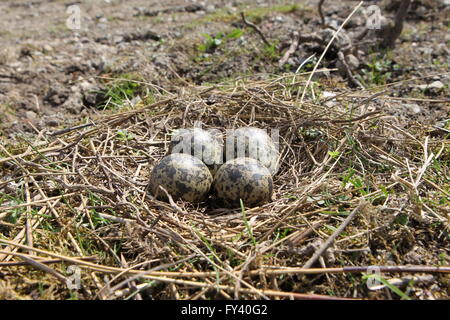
[0,75,448,300]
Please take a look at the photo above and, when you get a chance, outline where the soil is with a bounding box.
[0,0,448,138]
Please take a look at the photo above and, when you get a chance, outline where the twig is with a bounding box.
[337,51,364,88]
[279,31,300,69]
[240,12,271,47]
[0,256,97,267]
[302,201,367,268]
[318,0,326,25]
[48,123,94,137]
[53,178,115,196]
[381,0,411,48]
[17,254,68,284]
[0,192,78,214]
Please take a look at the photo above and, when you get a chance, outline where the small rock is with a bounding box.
[416,6,427,16]
[428,80,445,89]
[42,44,53,52]
[417,80,445,91]
[321,91,337,99]
[172,31,182,38]
[25,110,37,120]
[346,54,360,69]
[404,250,423,265]
[205,4,215,13]
[274,16,284,23]
[46,119,59,127]
[403,103,422,114]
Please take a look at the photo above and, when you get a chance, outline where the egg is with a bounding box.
[213,157,273,208]
[169,128,223,174]
[225,127,279,175]
[149,153,213,203]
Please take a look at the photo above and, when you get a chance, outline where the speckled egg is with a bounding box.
[213,157,273,208]
[149,153,213,203]
[169,128,223,174]
[225,127,279,175]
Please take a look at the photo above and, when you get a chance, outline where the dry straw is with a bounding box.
[0,70,448,299]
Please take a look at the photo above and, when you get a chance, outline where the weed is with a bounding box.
[197,28,244,53]
[358,53,402,86]
[362,273,411,300]
[240,199,256,246]
[97,74,143,110]
[116,129,135,142]
[262,43,279,61]
[274,228,293,241]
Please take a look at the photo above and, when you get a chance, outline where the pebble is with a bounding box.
[403,103,422,114]
[25,110,37,120]
[46,119,59,127]
[417,80,444,90]
[42,44,53,52]
[205,5,215,13]
[346,54,360,69]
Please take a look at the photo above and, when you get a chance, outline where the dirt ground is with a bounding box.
[0,0,448,137]
[0,0,449,300]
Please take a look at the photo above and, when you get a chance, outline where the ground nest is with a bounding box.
[0,74,449,300]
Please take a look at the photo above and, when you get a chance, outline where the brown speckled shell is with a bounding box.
[149,153,213,203]
[226,127,279,175]
[213,157,273,208]
[169,128,223,175]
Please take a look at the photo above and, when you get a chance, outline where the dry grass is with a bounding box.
[0,73,449,300]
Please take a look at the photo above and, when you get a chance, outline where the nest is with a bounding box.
[0,74,448,299]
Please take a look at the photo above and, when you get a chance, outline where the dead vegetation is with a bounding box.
[0,0,449,301]
[0,70,448,299]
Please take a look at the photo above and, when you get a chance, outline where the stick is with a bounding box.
[318,0,325,25]
[279,31,300,69]
[302,201,367,268]
[240,12,271,47]
[17,254,68,284]
[2,239,448,278]
[0,256,97,267]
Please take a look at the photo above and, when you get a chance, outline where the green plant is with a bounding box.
[362,274,411,300]
[358,54,401,86]
[328,150,340,159]
[198,28,243,53]
[198,33,224,53]
[240,199,256,246]
[116,129,134,141]
[262,43,279,61]
[97,74,142,110]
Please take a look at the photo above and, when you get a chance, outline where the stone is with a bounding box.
[25,110,37,120]
[403,103,422,114]
[46,119,59,127]
[346,54,360,69]
[417,80,444,91]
